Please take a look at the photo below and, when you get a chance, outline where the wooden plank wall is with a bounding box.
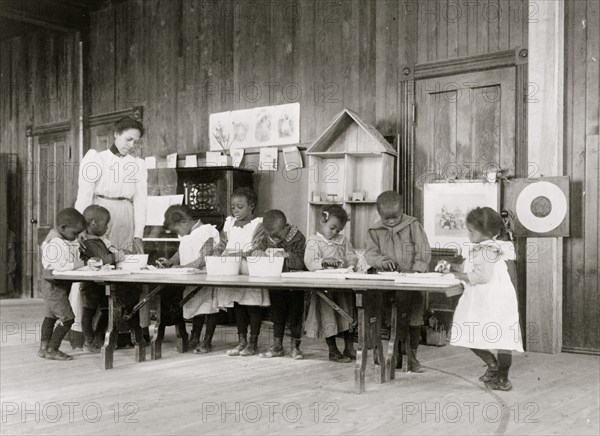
[563,0,600,353]
[0,31,80,296]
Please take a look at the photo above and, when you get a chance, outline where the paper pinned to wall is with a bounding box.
[185,155,198,168]
[144,156,157,169]
[282,146,303,171]
[145,195,184,226]
[259,147,278,171]
[166,153,178,168]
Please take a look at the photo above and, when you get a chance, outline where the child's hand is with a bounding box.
[155,257,173,268]
[322,258,343,268]
[79,242,94,260]
[434,260,451,273]
[252,250,267,257]
[381,260,398,272]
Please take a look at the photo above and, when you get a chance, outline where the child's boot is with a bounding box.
[260,337,284,358]
[189,316,204,351]
[46,321,74,361]
[227,334,247,356]
[342,330,356,360]
[84,335,100,353]
[485,352,512,391]
[38,341,49,359]
[326,336,351,363]
[240,334,258,356]
[408,326,424,373]
[195,315,217,354]
[290,338,304,360]
[471,349,499,382]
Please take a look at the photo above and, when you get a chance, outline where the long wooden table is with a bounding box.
[51,272,462,394]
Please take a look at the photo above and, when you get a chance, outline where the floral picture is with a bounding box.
[423,182,499,254]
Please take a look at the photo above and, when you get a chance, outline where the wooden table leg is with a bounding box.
[151,286,163,360]
[372,293,386,384]
[385,291,399,380]
[354,291,367,394]
[100,284,117,370]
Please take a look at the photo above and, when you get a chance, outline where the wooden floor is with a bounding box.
[1,299,598,436]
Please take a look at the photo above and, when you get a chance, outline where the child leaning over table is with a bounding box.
[39,208,87,361]
[78,205,127,353]
[364,191,431,373]
[157,205,221,354]
[304,204,358,363]
[252,209,306,360]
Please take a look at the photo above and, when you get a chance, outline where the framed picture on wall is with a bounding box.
[423,181,500,255]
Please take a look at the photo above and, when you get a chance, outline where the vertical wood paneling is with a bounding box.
[564,0,600,353]
[375,0,399,134]
[343,0,360,114]
[89,7,115,114]
[447,0,459,58]
[488,0,500,52]
[477,0,489,54]
[508,0,524,49]
[358,0,376,122]
[457,0,469,57]
[437,0,448,60]
[295,0,316,143]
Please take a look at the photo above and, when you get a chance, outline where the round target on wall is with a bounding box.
[504,177,570,237]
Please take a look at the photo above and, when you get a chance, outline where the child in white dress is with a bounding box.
[448,207,523,391]
[304,205,357,363]
[159,205,220,353]
[213,187,269,356]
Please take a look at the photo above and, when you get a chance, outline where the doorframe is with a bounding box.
[25,122,72,297]
[397,46,529,347]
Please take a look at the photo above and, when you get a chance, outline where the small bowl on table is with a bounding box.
[116,254,149,271]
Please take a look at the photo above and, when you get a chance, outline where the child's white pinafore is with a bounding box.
[179,223,220,319]
[213,217,270,308]
[450,240,524,352]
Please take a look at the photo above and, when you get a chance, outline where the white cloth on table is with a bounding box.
[179,223,220,319]
[450,240,523,352]
[214,216,270,308]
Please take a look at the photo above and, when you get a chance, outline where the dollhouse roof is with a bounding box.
[307,108,397,155]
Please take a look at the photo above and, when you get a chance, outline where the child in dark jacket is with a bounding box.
[253,210,306,359]
[364,191,431,372]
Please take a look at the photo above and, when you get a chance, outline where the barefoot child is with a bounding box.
[304,205,357,363]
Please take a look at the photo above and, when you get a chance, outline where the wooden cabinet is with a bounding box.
[176,166,254,231]
[306,109,397,249]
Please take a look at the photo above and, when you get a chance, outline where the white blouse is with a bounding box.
[75,149,148,239]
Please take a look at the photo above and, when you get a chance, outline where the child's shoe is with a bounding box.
[188,330,201,352]
[408,349,424,373]
[227,334,248,356]
[342,348,356,360]
[240,335,258,356]
[37,341,49,359]
[194,337,213,354]
[329,349,352,363]
[45,348,73,361]
[485,375,513,391]
[290,338,304,360]
[84,340,101,353]
[479,364,498,382]
[260,337,284,358]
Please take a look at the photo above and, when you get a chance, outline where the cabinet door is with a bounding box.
[413,67,516,220]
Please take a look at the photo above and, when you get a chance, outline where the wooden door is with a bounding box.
[413,67,516,220]
[89,123,144,157]
[32,133,71,296]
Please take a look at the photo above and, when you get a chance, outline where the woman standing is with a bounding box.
[74,116,149,345]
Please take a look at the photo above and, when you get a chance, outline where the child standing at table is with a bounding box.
[78,205,127,353]
[214,187,269,357]
[447,207,523,391]
[159,205,221,353]
[253,209,306,359]
[39,208,87,360]
[364,191,431,372]
[304,204,357,363]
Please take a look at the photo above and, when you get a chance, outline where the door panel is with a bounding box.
[414,67,516,220]
[33,134,69,296]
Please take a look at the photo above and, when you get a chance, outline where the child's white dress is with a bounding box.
[179,222,220,319]
[450,240,524,352]
[214,216,270,308]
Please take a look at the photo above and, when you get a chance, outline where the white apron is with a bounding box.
[450,240,524,352]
